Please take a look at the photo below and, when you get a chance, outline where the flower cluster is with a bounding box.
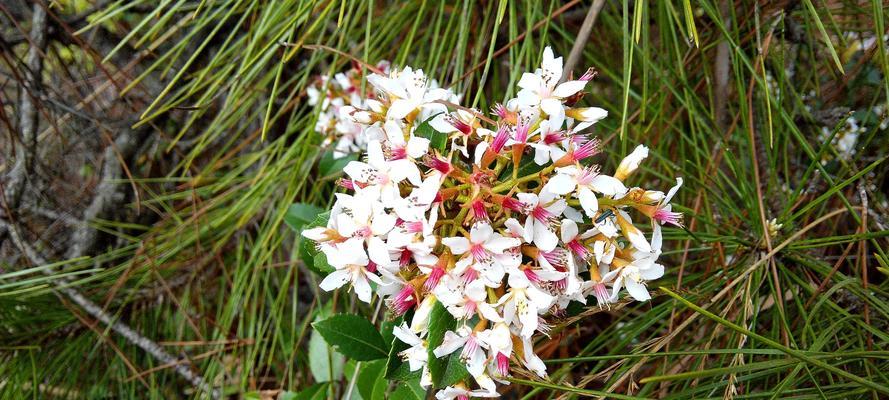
[303,47,682,398]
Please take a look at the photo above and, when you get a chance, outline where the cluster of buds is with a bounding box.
[302,47,682,398]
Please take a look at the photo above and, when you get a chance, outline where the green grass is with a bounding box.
[1,0,888,398]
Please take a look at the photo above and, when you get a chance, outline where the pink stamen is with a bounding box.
[579,67,596,81]
[338,179,355,190]
[514,120,530,144]
[543,130,566,145]
[462,267,479,284]
[501,196,525,213]
[464,300,477,318]
[654,208,683,226]
[593,282,609,306]
[471,199,489,222]
[424,267,446,290]
[392,286,416,315]
[567,239,591,260]
[540,249,567,269]
[448,115,472,135]
[572,137,601,162]
[470,244,489,262]
[458,395,469,400]
[399,249,412,268]
[524,268,540,283]
[461,334,480,359]
[575,166,599,186]
[492,103,509,119]
[496,352,510,376]
[356,226,372,238]
[366,261,378,273]
[424,156,453,175]
[491,125,510,154]
[404,221,424,233]
[389,146,407,160]
[531,206,554,224]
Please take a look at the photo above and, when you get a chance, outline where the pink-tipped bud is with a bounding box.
[447,115,472,135]
[492,103,509,119]
[491,125,510,154]
[496,352,510,376]
[471,199,489,222]
[392,286,416,315]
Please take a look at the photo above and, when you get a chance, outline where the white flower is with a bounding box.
[497,274,554,338]
[614,144,648,181]
[434,278,502,322]
[516,46,588,121]
[435,386,498,400]
[344,140,422,204]
[516,191,566,252]
[392,323,433,388]
[443,223,520,287]
[368,66,451,120]
[650,177,683,251]
[434,325,489,377]
[527,118,569,166]
[518,335,547,378]
[602,253,664,302]
[566,106,608,132]
[318,238,383,303]
[545,166,627,218]
[476,323,514,377]
[376,119,430,160]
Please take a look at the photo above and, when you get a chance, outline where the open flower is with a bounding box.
[545,166,627,218]
[516,46,588,121]
[344,140,421,204]
[318,238,383,303]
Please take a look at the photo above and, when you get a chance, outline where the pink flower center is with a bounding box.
[366,261,378,273]
[572,137,601,161]
[524,268,540,283]
[514,120,530,143]
[448,116,472,135]
[356,226,372,238]
[389,146,407,160]
[501,196,525,212]
[463,300,477,318]
[593,282,609,306]
[425,156,453,175]
[540,249,567,269]
[575,166,599,186]
[543,130,566,145]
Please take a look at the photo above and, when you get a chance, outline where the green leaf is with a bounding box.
[284,203,324,232]
[312,251,334,275]
[319,150,358,178]
[426,300,468,388]
[308,302,345,382]
[313,314,389,361]
[414,114,448,152]
[388,377,426,400]
[281,383,329,400]
[357,359,388,400]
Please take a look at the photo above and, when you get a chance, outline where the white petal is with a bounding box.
[641,263,665,280]
[368,237,392,266]
[664,177,684,204]
[517,72,544,91]
[433,331,468,358]
[470,222,493,244]
[343,161,374,182]
[368,74,407,98]
[388,98,418,120]
[540,98,564,119]
[319,269,351,292]
[553,80,586,98]
[625,279,651,301]
[533,222,558,252]
[483,235,520,254]
[545,173,576,195]
[406,136,430,158]
[353,273,373,303]
[589,175,628,196]
[578,187,599,217]
[560,219,578,242]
